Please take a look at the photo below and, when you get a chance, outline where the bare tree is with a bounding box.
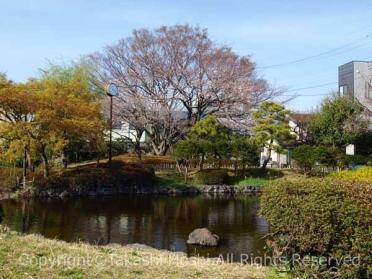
[90,25,276,154]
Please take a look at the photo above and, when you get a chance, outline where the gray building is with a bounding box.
[338,61,372,125]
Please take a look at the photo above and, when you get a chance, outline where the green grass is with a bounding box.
[155,168,291,188]
[0,226,270,279]
[231,177,272,187]
[155,170,199,188]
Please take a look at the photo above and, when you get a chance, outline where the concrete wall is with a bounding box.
[339,61,372,122]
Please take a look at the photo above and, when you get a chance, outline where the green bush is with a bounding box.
[260,179,371,278]
[194,169,228,185]
[339,154,369,166]
[292,145,316,172]
[292,145,341,172]
[236,168,283,178]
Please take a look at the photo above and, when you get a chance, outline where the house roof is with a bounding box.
[288,113,314,123]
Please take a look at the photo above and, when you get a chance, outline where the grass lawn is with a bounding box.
[231,177,272,187]
[0,226,271,279]
[155,168,295,188]
[155,169,200,188]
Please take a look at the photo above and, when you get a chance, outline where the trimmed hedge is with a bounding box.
[329,166,372,182]
[260,179,371,278]
[194,169,228,185]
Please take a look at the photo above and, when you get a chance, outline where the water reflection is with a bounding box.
[0,195,268,259]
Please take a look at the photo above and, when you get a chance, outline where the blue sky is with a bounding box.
[1,0,371,111]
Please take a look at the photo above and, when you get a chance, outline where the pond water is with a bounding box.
[0,195,268,261]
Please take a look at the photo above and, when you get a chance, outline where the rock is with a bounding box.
[238,186,262,194]
[168,187,199,195]
[59,191,70,199]
[187,228,219,246]
[88,191,97,196]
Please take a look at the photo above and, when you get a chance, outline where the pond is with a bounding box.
[0,195,268,261]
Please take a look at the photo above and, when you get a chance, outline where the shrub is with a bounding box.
[292,145,316,172]
[260,179,371,278]
[338,154,369,167]
[194,169,228,185]
[330,166,372,182]
[237,167,283,178]
[292,145,342,172]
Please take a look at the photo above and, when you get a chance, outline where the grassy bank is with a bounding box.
[0,226,270,279]
[155,167,288,188]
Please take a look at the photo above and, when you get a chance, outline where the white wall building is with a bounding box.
[111,122,149,143]
[260,113,313,168]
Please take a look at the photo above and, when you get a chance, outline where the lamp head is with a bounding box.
[106,83,118,97]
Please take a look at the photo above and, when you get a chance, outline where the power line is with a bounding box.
[284,81,337,92]
[258,33,372,69]
[280,93,331,97]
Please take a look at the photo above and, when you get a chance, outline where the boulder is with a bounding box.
[168,186,199,195]
[186,228,219,246]
[59,191,70,199]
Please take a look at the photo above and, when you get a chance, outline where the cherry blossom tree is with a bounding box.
[90,25,277,154]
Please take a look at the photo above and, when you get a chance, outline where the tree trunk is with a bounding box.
[22,148,27,187]
[151,140,168,156]
[40,150,49,178]
[184,165,188,184]
[61,150,68,169]
[262,142,273,171]
[242,160,246,178]
[135,142,142,160]
[160,144,169,156]
[96,153,100,168]
[175,161,182,174]
[26,150,34,172]
[199,153,205,171]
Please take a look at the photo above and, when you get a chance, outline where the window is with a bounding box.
[339,85,347,96]
[368,79,372,99]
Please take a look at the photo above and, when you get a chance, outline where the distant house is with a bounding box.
[110,111,190,145]
[260,113,314,168]
[338,61,372,129]
[112,122,150,144]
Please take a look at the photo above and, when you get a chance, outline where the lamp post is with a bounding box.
[106,82,118,167]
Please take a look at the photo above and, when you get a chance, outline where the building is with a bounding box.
[260,113,314,168]
[338,61,372,128]
[111,122,150,143]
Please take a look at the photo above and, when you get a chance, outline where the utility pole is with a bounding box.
[106,82,118,168]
